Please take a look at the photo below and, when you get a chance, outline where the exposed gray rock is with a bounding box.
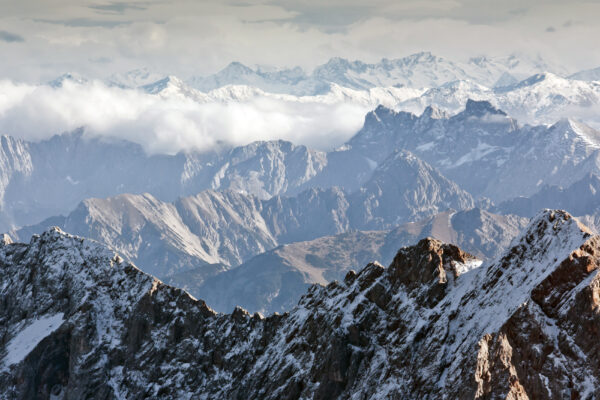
[0,132,327,232]
[348,150,474,229]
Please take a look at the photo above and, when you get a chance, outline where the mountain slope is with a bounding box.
[193,208,528,314]
[348,150,474,229]
[12,151,472,281]
[11,191,275,280]
[1,210,599,398]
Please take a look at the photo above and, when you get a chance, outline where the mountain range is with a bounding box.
[192,208,529,314]
[3,51,600,398]
[6,99,600,316]
[2,99,600,234]
[184,52,569,95]
[12,148,473,280]
[1,210,599,398]
[140,68,600,129]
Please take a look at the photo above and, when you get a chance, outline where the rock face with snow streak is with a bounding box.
[2,210,599,398]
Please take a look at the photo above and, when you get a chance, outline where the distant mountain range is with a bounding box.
[47,52,600,130]
[192,208,529,314]
[184,52,570,94]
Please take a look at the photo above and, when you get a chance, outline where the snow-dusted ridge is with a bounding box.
[1,210,600,398]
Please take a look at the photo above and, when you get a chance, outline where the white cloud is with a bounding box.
[0,79,371,154]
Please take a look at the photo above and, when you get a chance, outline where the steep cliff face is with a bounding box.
[1,210,599,399]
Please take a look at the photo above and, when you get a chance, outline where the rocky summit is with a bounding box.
[1,210,600,399]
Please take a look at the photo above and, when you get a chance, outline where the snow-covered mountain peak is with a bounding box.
[141,75,209,101]
[106,67,165,89]
[484,209,594,293]
[47,72,89,88]
[141,75,186,93]
[220,61,255,76]
[496,71,572,93]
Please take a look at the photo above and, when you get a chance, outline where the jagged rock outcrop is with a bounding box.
[349,150,474,228]
[1,210,600,398]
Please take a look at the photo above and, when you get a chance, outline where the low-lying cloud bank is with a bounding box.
[0,80,371,154]
[2,77,600,156]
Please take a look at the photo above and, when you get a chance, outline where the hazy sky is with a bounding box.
[1,0,599,82]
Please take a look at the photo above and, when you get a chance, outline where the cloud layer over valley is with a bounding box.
[0,79,371,154]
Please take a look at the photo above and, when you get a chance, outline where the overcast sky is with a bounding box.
[0,0,599,82]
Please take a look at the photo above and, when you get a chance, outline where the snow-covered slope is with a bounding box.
[137,67,600,129]
[1,210,599,398]
[394,72,600,127]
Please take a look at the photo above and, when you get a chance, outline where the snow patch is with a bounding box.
[3,313,65,367]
